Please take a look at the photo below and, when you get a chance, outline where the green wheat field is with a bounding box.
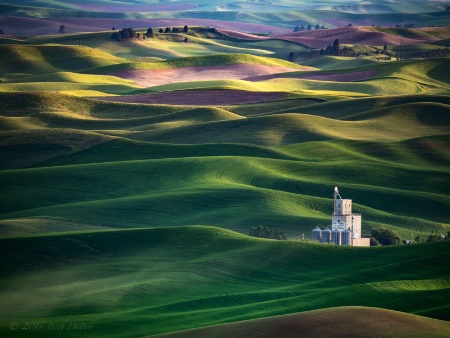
[0,0,449,337]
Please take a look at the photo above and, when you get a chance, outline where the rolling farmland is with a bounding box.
[0,1,449,337]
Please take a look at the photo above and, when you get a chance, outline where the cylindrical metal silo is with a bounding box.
[311,227,322,242]
[341,229,352,246]
[321,229,331,244]
[332,229,341,245]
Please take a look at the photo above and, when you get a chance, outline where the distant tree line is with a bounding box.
[401,48,450,60]
[414,232,450,244]
[370,228,450,246]
[289,38,394,61]
[394,23,414,28]
[249,225,287,240]
[294,23,415,31]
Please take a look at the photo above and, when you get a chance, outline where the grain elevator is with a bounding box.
[311,187,370,246]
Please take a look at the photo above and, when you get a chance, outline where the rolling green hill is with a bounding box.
[1,7,450,337]
[0,44,126,76]
[0,92,449,237]
[0,226,448,337]
[1,30,306,62]
[1,142,448,235]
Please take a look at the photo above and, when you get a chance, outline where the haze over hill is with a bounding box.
[0,1,449,337]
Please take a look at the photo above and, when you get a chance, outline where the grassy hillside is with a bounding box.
[1,30,306,61]
[88,53,302,74]
[1,11,450,337]
[5,55,446,99]
[0,44,126,76]
[0,226,448,337]
[0,92,449,236]
[1,143,448,235]
[302,56,384,70]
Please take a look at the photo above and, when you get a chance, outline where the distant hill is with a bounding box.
[272,26,450,48]
[1,0,450,36]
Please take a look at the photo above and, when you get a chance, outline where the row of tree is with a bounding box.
[394,23,415,28]
[110,26,189,42]
[157,25,189,34]
[294,24,326,32]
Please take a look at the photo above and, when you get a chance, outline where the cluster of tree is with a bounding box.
[249,225,287,240]
[370,227,401,246]
[373,45,394,59]
[111,25,189,42]
[59,25,65,34]
[316,41,396,59]
[320,38,341,56]
[111,27,137,41]
[293,24,326,32]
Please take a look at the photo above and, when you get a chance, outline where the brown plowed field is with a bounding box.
[246,69,378,82]
[298,69,378,82]
[148,306,450,338]
[273,26,443,48]
[95,90,288,106]
[111,64,305,88]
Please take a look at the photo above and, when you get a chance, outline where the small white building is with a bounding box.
[312,187,370,246]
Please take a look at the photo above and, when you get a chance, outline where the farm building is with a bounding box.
[312,187,370,246]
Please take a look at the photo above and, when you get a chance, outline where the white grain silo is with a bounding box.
[311,226,322,242]
[332,229,342,245]
[341,229,352,246]
[321,228,331,244]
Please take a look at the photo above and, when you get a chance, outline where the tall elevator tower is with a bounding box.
[332,187,362,244]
